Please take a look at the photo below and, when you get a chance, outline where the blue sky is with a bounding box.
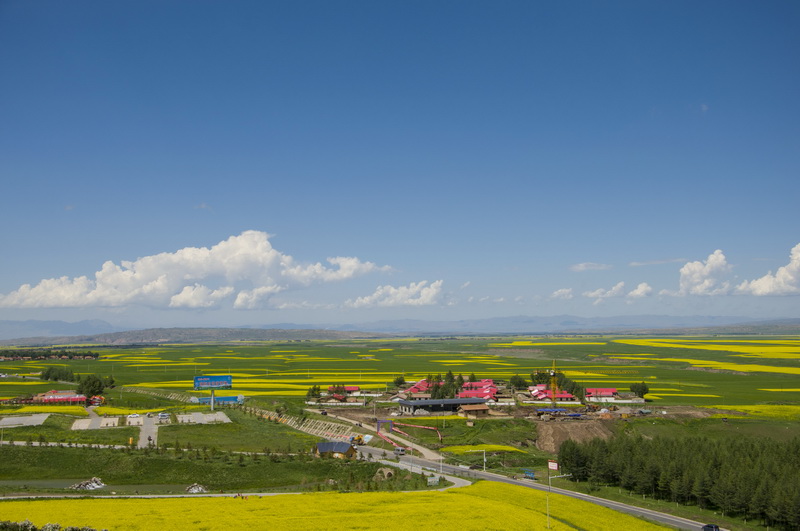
[1,1,798,328]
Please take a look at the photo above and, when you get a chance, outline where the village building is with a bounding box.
[584,388,618,401]
[314,441,357,459]
[326,385,361,396]
[33,390,86,404]
[458,388,496,400]
[462,379,494,390]
[396,397,487,416]
[389,392,431,402]
[458,403,491,419]
[404,379,436,394]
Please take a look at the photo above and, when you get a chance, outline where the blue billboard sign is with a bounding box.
[193,375,233,391]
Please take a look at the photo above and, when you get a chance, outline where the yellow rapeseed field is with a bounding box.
[440,444,525,454]
[604,356,800,375]
[0,482,668,531]
[489,341,607,347]
[613,339,800,358]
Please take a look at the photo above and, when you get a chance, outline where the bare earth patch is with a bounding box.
[535,420,614,453]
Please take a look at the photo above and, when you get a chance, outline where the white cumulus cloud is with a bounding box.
[570,262,613,272]
[550,288,574,300]
[345,280,444,308]
[737,243,800,296]
[627,282,653,298]
[169,285,235,308]
[663,249,732,296]
[0,231,388,310]
[583,281,626,304]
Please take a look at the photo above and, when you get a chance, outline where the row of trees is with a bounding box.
[558,434,800,529]
[422,371,484,399]
[40,367,77,382]
[507,371,586,400]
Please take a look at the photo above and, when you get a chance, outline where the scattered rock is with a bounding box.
[186,483,208,493]
[69,477,105,490]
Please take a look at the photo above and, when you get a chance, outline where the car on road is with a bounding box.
[701,526,720,531]
[157,412,170,419]
[127,413,140,418]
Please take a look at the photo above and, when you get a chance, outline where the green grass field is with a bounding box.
[158,408,322,452]
[0,445,431,495]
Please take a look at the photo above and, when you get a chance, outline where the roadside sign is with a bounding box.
[193,375,232,391]
[548,460,559,471]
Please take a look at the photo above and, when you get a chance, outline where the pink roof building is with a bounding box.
[327,386,360,393]
[406,379,440,394]
[531,389,576,401]
[585,388,617,398]
[459,389,497,399]
[462,379,494,390]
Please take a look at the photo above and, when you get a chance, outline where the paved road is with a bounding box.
[0,414,49,427]
[315,410,441,459]
[330,412,711,531]
[356,445,708,531]
[137,416,158,448]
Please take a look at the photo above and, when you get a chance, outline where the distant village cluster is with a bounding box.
[309,371,646,420]
[0,349,99,361]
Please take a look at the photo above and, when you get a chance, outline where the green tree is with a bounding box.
[509,374,528,390]
[77,374,106,398]
[630,381,649,398]
[393,375,406,388]
[305,385,321,400]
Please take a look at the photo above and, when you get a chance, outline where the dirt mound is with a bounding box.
[535,420,614,454]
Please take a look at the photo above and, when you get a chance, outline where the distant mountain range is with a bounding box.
[327,315,766,334]
[1,315,798,346]
[0,319,118,341]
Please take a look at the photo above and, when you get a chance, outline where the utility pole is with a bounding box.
[546,460,571,529]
